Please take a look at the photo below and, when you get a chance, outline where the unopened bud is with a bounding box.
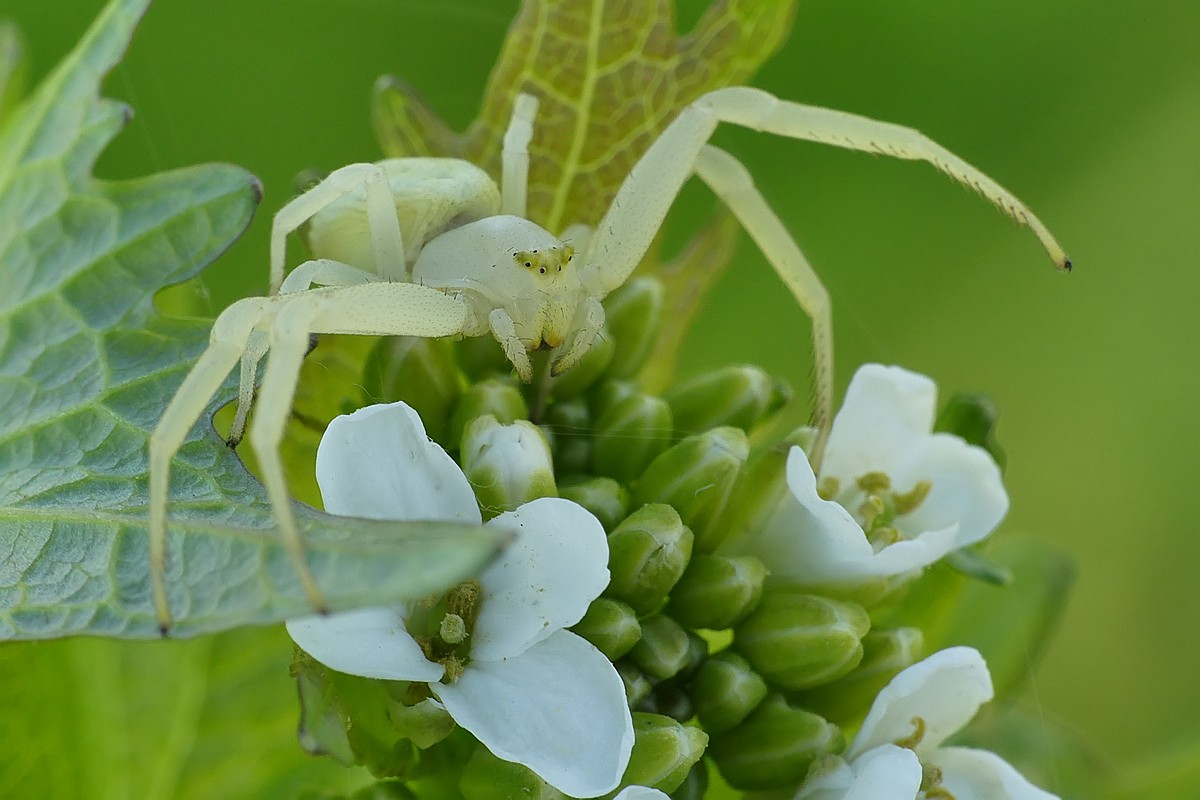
[629,613,691,681]
[604,277,665,378]
[935,392,1006,470]
[622,712,708,795]
[571,598,642,660]
[708,694,842,790]
[449,377,528,447]
[592,393,674,483]
[589,378,638,421]
[606,504,694,615]
[671,761,709,800]
[690,650,769,734]
[618,661,654,708]
[460,745,567,800]
[734,590,870,691]
[667,554,766,630]
[548,329,615,399]
[800,627,924,724]
[542,398,591,475]
[361,336,463,446]
[666,364,790,435]
[558,475,630,532]
[460,416,555,518]
[647,681,695,722]
[634,427,749,552]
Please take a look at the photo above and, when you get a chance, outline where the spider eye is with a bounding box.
[525,261,532,267]
[539,267,546,274]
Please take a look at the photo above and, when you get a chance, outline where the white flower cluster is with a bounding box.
[287,364,1059,799]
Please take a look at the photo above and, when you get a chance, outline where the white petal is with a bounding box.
[433,630,633,798]
[286,606,444,682]
[472,498,609,661]
[739,448,962,585]
[933,747,1061,800]
[614,788,671,800]
[891,433,1008,549]
[821,365,937,484]
[848,647,993,760]
[315,401,481,524]
[797,746,922,800]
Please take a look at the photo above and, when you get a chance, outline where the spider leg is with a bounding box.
[229,260,381,449]
[693,145,833,463]
[501,94,539,217]
[270,163,408,293]
[551,297,605,377]
[149,296,269,632]
[488,307,534,382]
[244,282,474,618]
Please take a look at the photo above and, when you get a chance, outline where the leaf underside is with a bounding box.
[0,0,501,640]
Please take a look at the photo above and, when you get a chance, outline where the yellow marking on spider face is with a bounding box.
[514,244,574,274]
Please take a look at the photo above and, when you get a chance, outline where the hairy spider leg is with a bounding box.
[581,87,1069,466]
[149,280,469,631]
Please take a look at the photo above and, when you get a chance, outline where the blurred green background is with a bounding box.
[5,0,1199,788]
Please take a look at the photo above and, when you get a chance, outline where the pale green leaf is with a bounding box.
[0,0,501,640]
[0,627,356,799]
[375,0,796,232]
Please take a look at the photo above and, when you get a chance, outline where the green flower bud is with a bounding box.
[935,392,1006,470]
[460,416,556,518]
[666,364,791,435]
[708,695,842,790]
[646,681,695,722]
[547,327,615,398]
[571,597,642,660]
[460,745,567,800]
[604,276,664,378]
[800,627,924,725]
[449,376,529,447]
[667,554,767,630]
[606,504,694,615]
[670,761,709,800]
[343,780,419,800]
[634,427,749,552]
[629,613,692,681]
[734,590,870,691]
[621,712,708,795]
[690,650,769,734]
[557,475,630,532]
[592,392,674,483]
[542,398,592,475]
[617,661,654,708]
[454,335,510,382]
[361,336,463,446]
[589,378,638,421]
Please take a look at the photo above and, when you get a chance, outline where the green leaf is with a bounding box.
[0,20,26,128]
[0,0,501,640]
[375,0,797,233]
[0,627,356,799]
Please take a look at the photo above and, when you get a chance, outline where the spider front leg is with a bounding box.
[582,86,1070,465]
[151,281,470,631]
[149,296,270,632]
[228,260,382,448]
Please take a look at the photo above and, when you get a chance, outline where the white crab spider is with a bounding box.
[148,88,1069,630]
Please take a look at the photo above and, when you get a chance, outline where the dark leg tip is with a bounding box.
[158,623,171,638]
[225,434,242,450]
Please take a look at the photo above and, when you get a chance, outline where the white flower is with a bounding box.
[286,401,634,798]
[797,647,1060,800]
[736,364,1008,587]
[614,788,670,800]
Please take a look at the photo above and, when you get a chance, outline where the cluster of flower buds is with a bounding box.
[293,273,1057,800]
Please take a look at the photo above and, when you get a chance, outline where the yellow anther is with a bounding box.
[856,471,892,493]
[894,716,927,750]
[893,479,933,516]
[817,475,841,501]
